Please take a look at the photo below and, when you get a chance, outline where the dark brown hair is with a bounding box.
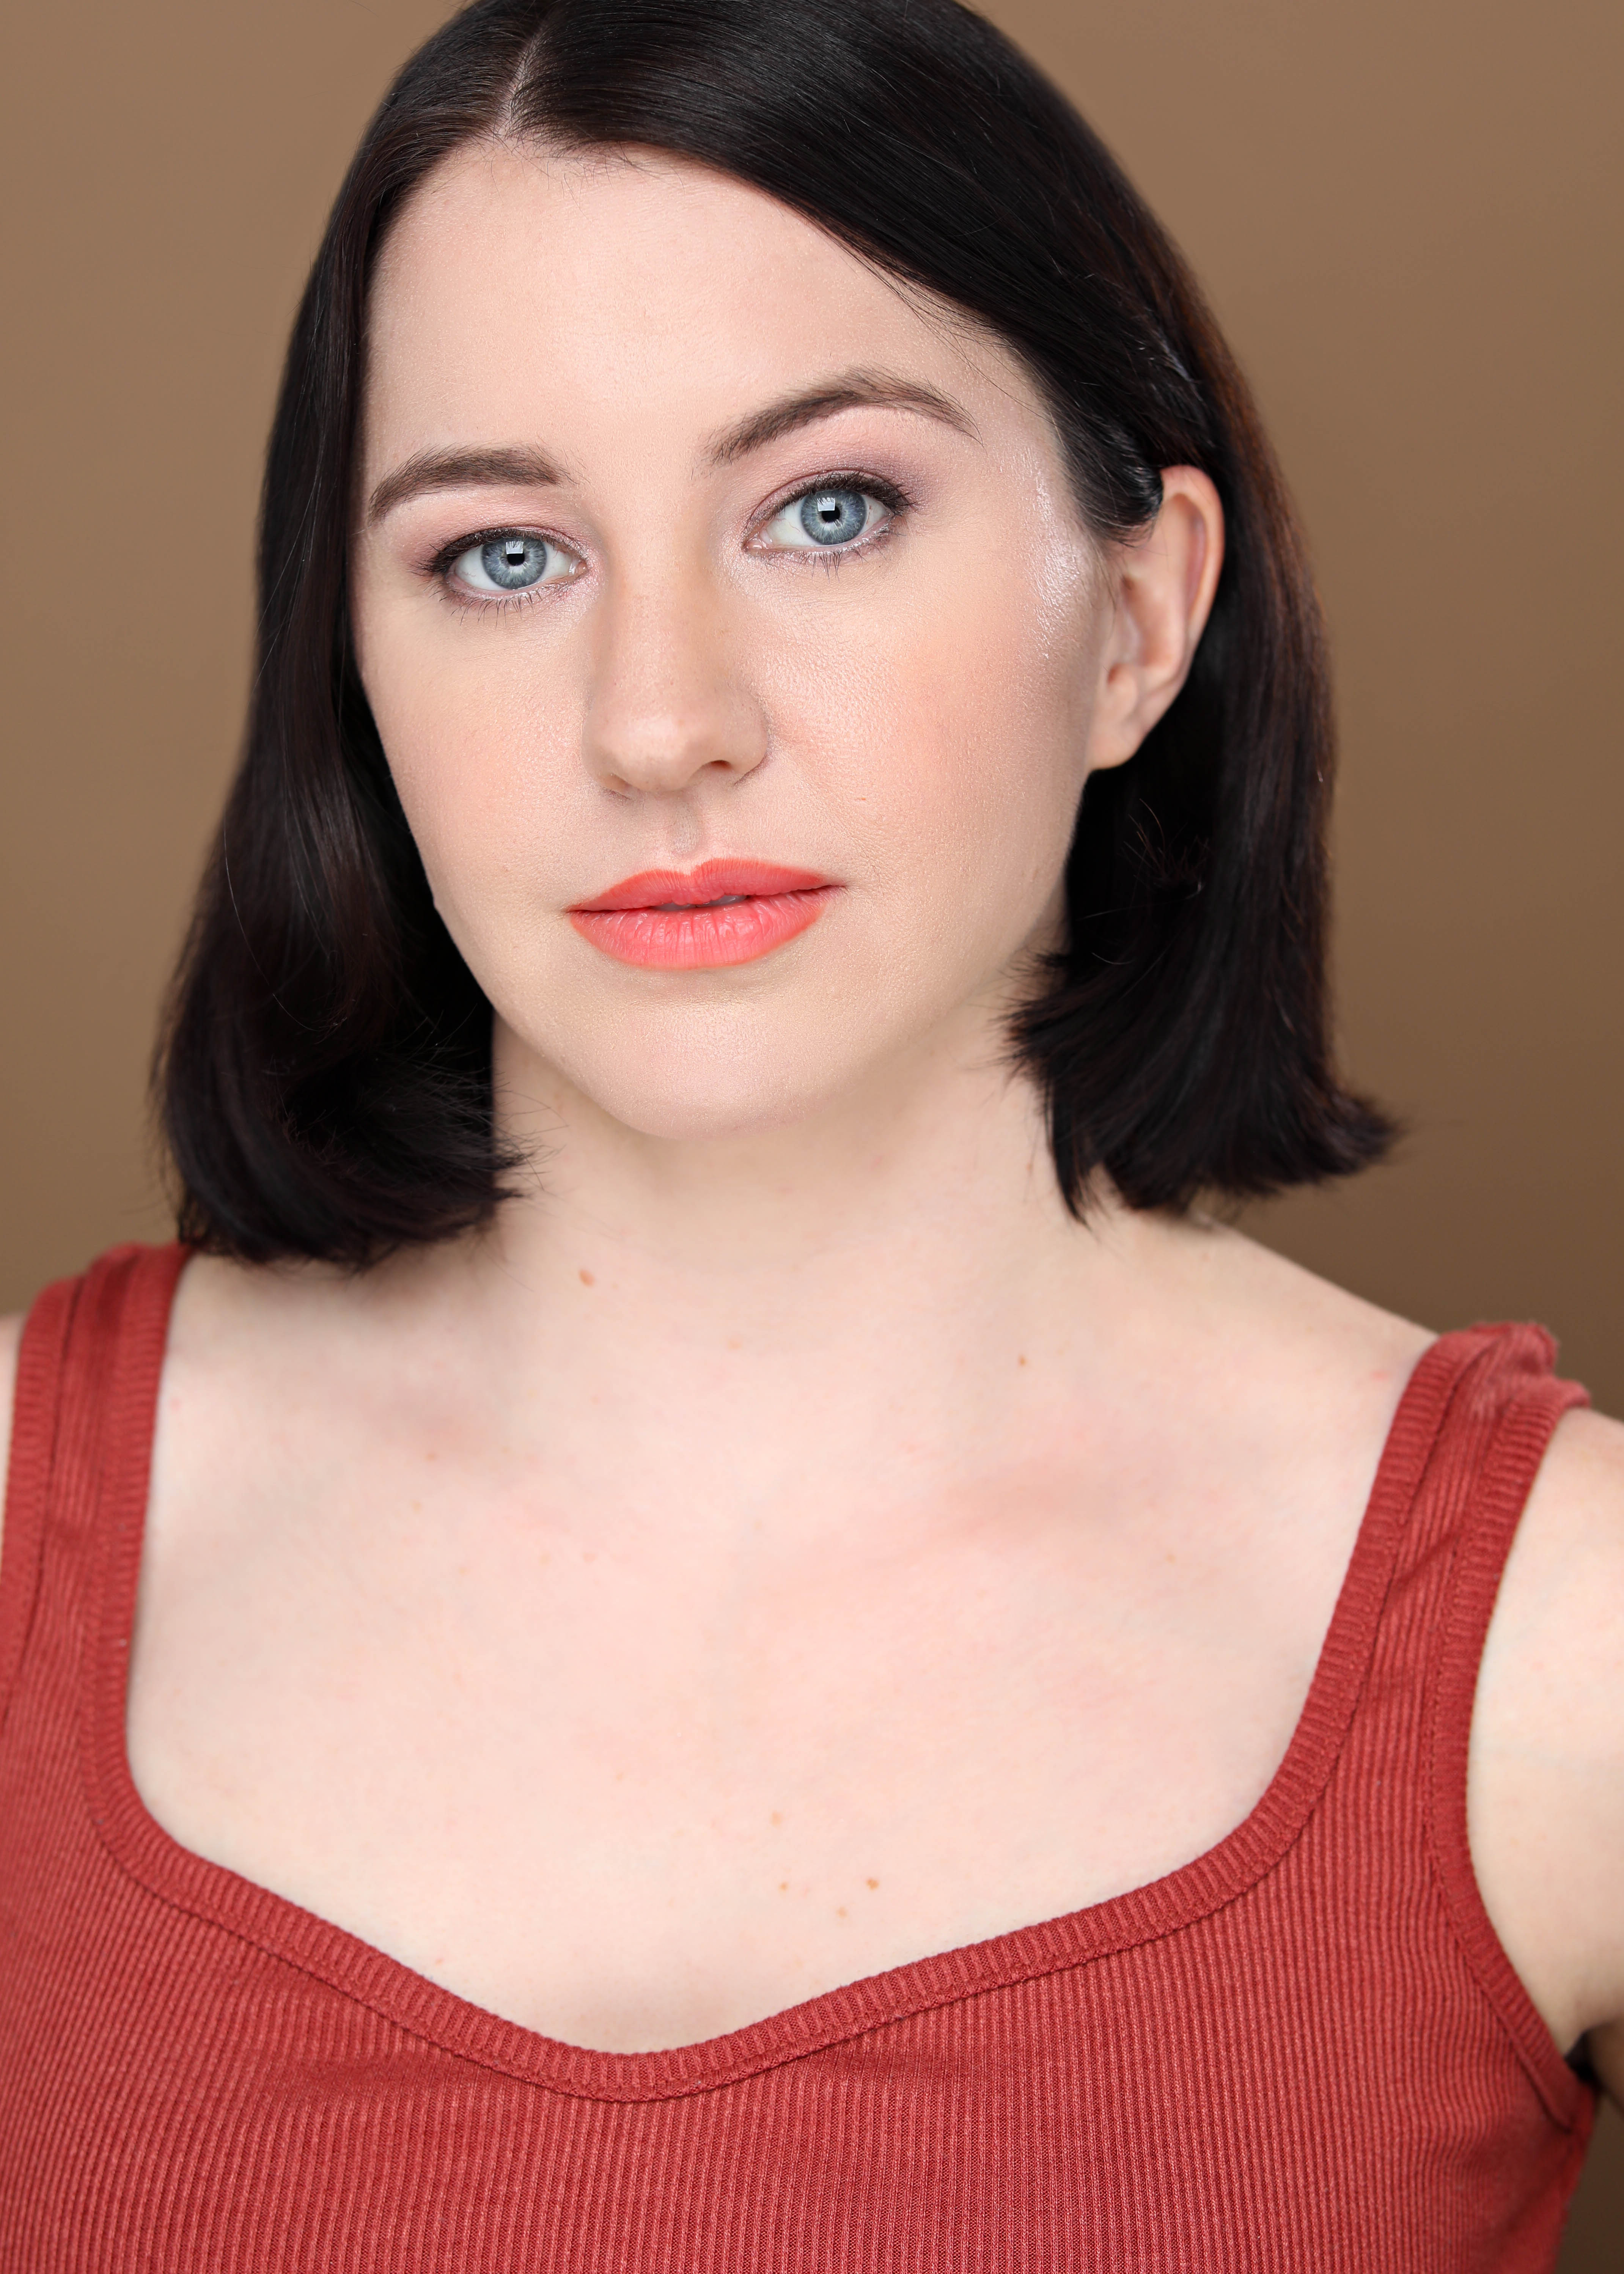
[159,0,1390,1264]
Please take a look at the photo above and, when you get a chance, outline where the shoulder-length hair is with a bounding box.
[159,0,1390,1264]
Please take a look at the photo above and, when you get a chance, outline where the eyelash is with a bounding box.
[424,525,574,618]
[748,471,913,567]
[423,471,915,612]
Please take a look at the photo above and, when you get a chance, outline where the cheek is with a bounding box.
[758,552,1096,949]
[358,612,583,933]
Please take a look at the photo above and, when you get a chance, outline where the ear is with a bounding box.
[1085,467,1225,770]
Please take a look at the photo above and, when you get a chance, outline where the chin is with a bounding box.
[506,1013,869,1147]
[590,1081,828,1145]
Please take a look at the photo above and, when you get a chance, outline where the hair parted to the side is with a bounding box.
[158,0,1391,1266]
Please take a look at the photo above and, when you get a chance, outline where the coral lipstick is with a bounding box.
[568,860,836,970]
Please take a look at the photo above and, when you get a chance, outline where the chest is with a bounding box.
[125,1427,1349,2054]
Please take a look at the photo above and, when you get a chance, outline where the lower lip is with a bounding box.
[569,887,836,970]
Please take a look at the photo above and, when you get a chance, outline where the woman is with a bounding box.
[0,0,1619,2263]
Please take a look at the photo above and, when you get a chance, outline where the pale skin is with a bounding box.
[2,144,1621,2090]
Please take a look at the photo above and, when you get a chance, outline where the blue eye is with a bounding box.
[760,486,895,553]
[450,532,577,594]
[800,489,867,544]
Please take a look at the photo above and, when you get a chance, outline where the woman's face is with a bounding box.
[352,144,1144,1143]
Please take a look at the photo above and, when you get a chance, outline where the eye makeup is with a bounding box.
[411,459,918,613]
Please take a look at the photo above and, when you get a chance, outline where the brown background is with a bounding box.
[2,0,1619,2252]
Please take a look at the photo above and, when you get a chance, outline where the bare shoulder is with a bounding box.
[1513,1403,1624,1592]
[150,1246,428,1520]
[165,1245,365,1368]
[1482,1402,1624,1792]
[1470,1400,1624,2083]
[0,1259,299,1564]
[1170,1229,1624,2091]
[157,1248,352,1435]
[0,1311,24,1555]
[1157,1214,1436,1406]
[0,1308,27,1575]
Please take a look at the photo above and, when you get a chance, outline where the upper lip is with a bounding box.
[570,860,835,912]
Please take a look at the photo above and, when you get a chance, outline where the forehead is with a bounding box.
[363,141,1017,459]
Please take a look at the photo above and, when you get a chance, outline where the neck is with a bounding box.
[448,1012,1180,1399]
[369,1011,1209,1549]
[497,992,1088,1255]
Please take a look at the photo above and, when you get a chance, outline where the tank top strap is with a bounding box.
[1387,1322,1585,1583]
[1338,1320,1589,2118]
[0,1244,188,1737]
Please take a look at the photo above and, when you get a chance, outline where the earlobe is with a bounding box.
[1085,466,1225,772]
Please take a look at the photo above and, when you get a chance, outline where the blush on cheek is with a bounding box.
[365,649,571,902]
[840,590,1091,954]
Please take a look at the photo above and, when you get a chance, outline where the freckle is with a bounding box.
[770,1811,783,1826]
[579,1268,594,1286]
[583,1550,597,1563]
[424,1449,438,1462]
[778,1881,788,1893]
[836,1906,847,1918]
[726,1335,742,1351]
[538,1552,550,1565]
[1017,1353,1028,1367]
[866,1878,879,1890]
[410,1498,422,1512]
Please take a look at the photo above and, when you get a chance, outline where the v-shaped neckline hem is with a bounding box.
[80,1242,1460,2104]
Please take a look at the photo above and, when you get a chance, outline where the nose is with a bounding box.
[582,570,767,798]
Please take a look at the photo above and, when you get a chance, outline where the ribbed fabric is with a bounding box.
[0,1243,1599,2270]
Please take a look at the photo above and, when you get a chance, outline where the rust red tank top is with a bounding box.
[0,1243,1600,2269]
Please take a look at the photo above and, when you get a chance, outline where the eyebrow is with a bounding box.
[366,444,564,526]
[704,370,978,464]
[365,371,977,526]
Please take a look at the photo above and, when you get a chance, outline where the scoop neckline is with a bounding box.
[82,1242,1456,2106]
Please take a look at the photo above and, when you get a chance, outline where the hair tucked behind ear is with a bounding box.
[157,0,1391,1264]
